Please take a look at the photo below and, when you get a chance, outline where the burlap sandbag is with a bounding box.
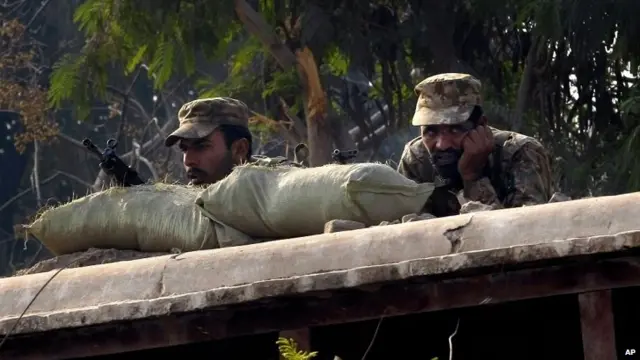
[196,163,435,238]
[23,184,256,255]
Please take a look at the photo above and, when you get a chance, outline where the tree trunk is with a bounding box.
[417,0,477,76]
[295,48,334,166]
[235,0,335,166]
[513,36,542,132]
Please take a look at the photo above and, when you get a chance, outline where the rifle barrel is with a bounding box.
[332,148,359,164]
[82,138,104,159]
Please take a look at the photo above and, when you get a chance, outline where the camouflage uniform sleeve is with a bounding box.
[397,144,421,183]
[460,178,500,209]
[505,141,554,206]
[460,141,554,209]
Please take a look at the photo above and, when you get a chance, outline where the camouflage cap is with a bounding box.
[164,97,250,147]
[411,73,482,126]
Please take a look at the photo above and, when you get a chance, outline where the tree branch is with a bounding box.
[25,0,52,29]
[235,0,334,166]
[0,171,92,215]
[57,113,176,164]
[132,139,159,182]
[92,69,145,190]
[56,89,178,192]
[30,140,42,207]
[513,35,542,132]
[234,0,297,69]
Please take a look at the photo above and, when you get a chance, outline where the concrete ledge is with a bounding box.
[1,229,640,337]
[1,231,640,359]
[1,192,640,338]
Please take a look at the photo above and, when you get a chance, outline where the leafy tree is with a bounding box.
[0,4,193,274]
[0,16,60,274]
[0,19,56,154]
[46,0,418,166]
[46,0,640,194]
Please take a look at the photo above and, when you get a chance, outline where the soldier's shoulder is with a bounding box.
[493,129,547,158]
[400,136,427,164]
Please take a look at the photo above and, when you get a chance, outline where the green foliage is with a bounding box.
[47,53,92,120]
[44,0,640,196]
[324,46,349,76]
[262,69,301,98]
[48,0,320,125]
[274,337,442,360]
[276,337,318,360]
[47,0,243,117]
[229,37,263,78]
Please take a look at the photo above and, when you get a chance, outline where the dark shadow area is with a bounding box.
[78,331,281,360]
[613,286,640,358]
[311,294,583,360]
[63,286,640,360]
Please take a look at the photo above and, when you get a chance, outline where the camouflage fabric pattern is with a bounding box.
[412,73,482,126]
[165,97,251,146]
[397,128,555,217]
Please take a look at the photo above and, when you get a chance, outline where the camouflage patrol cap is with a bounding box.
[164,97,250,147]
[412,73,482,126]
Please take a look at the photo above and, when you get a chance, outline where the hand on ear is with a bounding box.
[458,124,494,181]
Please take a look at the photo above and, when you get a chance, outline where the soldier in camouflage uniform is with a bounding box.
[398,73,554,217]
[165,97,306,186]
[164,97,256,185]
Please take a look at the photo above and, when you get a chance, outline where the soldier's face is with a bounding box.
[421,124,468,152]
[179,130,235,186]
[421,124,469,185]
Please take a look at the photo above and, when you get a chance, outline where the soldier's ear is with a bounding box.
[231,138,250,163]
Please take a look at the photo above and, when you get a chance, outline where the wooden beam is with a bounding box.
[578,290,618,360]
[2,256,640,359]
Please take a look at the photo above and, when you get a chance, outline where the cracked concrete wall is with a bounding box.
[435,192,640,253]
[0,191,639,335]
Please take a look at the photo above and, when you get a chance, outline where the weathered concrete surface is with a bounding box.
[14,248,169,276]
[435,191,640,252]
[1,229,639,337]
[0,217,452,336]
[0,192,639,336]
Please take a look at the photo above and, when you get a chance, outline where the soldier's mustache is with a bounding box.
[186,168,207,179]
[431,149,462,167]
[431,149,463,189]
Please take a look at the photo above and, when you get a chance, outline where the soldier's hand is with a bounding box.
[458,125,494,181]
